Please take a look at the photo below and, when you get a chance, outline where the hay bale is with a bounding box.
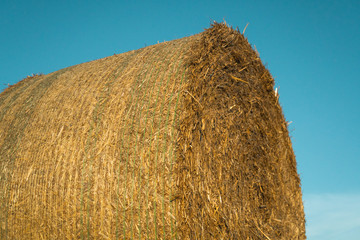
[0,22,305,239]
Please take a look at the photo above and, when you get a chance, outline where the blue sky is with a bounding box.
[1,0,359,238]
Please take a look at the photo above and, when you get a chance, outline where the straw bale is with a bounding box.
[0,22,305,239]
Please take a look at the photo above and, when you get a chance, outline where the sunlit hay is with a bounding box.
[0,22,305,239]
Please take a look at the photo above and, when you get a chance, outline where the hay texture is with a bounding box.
[0,23,305,239]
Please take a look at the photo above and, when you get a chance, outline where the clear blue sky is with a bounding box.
[1,0,359,238]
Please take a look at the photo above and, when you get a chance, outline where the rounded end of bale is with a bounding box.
[176,22,306,239]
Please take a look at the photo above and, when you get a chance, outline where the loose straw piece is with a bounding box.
[256,225,272,240]
[184,90,203,108]
[230,75,249,84]
[242,23,249,34]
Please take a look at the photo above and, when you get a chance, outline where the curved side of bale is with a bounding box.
[0,35,200,239]
[176,23,305,239]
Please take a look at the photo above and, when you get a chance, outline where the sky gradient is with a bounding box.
[1,0,359,238]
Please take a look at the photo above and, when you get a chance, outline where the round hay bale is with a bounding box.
[0,23,305,239]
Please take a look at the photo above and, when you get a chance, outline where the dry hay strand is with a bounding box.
[0,22,305,239]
